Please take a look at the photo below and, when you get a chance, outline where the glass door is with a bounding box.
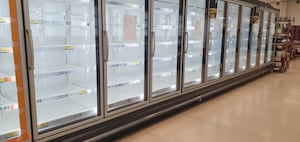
[259,11,269,65]
[0,0,21,140]
[104,0,146,111]
[1,0,30,141]
[267,13,276,62]
[207,1,224,80]
[238,6,251,71]
[183,0,206,87]
[27,0,99,133]
[250,9,260,68]
[152,0,181,96]
[224,3,239,75]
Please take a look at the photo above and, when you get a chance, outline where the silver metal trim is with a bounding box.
[150,32,156,57]
[184,32,189,53]
[235,5,243,73]
[103,31,109,62]
[25,29,34,70]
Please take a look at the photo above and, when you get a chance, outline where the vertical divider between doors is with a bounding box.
[21,0,39,140]
[220,1,228,78]
[97,0,104,119]
[235,5,243,73]
[180,0,187,92]
[101,0,109,117]
[9,0,32,141]
[148,0,153,102]
[202,0,210,84]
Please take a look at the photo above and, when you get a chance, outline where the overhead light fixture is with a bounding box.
[277,2,280,5]
[297,0,299,4]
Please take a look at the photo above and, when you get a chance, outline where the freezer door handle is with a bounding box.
[184,32,189,54]
[208,32,212,51]
[151,32,156,57]
[240,32,244,47]
[103,31,109,62]
[26,29,34,70]
[226,31,229,50]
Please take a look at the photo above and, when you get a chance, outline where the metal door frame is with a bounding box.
[102,0,150,117]
[248,6,260,68]
[205,0,226,83]
[256,8,266,66]
[2,0,33,141]
[222,1,241,76]
[181,0,208,92]
[22,0,104,140]
[150,0,185,102]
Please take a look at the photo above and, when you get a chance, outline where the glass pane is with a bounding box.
[267,13,276,62]
[0,0,21,140]
[207,1,224,80]
[152,0,180,96]
[224,3,239,75]
[259,11,269,65]
[28,0,98,132]
[250,10,260,68]
[184,0,206,87]
[106,0,146,111]
[238,6,251,71]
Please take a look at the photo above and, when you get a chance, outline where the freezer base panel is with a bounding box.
[49,65,273,142]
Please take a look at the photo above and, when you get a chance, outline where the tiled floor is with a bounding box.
[117,59,300,142]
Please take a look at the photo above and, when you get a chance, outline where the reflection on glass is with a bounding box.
[259,11,269,65]
[267,13,276,62]
[0,0,21,140]
[184,0,206,87]
[224,3,239,75]
[238,6,251,71]
[152,0,180,96]
[250,11,260,68]
[105,0,146,111]
[207,1,224,80]
[28,0,98,132]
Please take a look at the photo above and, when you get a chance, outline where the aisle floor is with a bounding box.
[116,59,300,142]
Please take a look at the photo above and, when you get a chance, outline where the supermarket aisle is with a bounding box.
[116,59,300,142]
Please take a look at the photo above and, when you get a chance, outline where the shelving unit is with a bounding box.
[273,17,293,72]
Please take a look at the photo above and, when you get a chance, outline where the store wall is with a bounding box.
[260,0,300,25]
[260,0,287,17]
[286,2,300,25]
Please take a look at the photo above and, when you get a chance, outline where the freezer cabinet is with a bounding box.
[25,0,99,134]
[0,0,31,141]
